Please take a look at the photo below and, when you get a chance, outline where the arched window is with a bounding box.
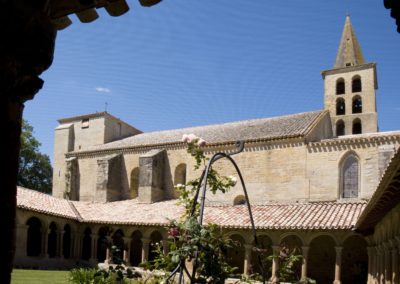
[130,167,139,199]
[97,227,109,262]
[341,155,359,198]
[149,231,163,262]
[352,76,362,93]
[112,229,125,263]
[352,118,362,134]
[352,96,362,113]
[26,217,42,257]
[336,98,345,115]
[174,164,187,186]
[63,224,71,259]
[336,78,345,95]
[336,120,345,136]
[233,195,246,205]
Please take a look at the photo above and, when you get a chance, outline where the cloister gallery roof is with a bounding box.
[78,110,326,153]
[17,187,366,230]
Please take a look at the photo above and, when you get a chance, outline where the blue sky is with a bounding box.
[24,1,400,163]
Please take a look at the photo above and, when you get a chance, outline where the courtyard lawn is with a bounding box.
[12,269,69,284]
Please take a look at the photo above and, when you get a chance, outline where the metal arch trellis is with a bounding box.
[165,141,267,284]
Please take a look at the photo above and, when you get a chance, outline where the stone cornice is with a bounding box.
[65,135,306,159]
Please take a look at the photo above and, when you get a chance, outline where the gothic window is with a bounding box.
[336,98,345,115]
[336,78,345,95]
[130,167,139,199]
[174,163,187,186]
[353,118,362,134]
[341,155,359,198]
[336,120,345,136]
[352,96,362,113]
[352,76,362,93]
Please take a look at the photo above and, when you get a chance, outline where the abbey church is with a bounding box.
[15,17,400,284]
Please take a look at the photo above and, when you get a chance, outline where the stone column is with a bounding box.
[391,246,398,284]
[90,233,98,262]
[270,245,280,283]
[15,224,28,258]
[123,237,132,265]
[367,246,376,284]
[141,238,151,262]
[301,246,310,281]
[377,245,385,284]
[58,230,64,258]
[0,3,57,283]
[383,242,392,284]
[243,244,253,275]
[162,239,169,255]
[334,246,343,284]
[105,236,112,264]
[41,228,49,258]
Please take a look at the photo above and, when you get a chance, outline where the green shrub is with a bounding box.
[68,268,112,284]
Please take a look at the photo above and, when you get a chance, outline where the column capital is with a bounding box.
[301,246,310,253]
[244,244,254,250]
[334,246,343,254]
[141,238,151,245]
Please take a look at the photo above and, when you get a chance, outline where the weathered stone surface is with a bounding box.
[138,149,166,203]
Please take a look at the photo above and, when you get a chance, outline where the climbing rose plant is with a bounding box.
[152,134,238,283]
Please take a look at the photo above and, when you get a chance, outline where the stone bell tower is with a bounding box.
[322,16,378,136]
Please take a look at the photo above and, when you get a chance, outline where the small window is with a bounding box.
[81,118,89,129]
[352,97,362,114]
[352,76,362,93]
[233,195,246,205]
[336,98,345,115]
[352,119,362,134]
[345,63,351,67]
[336,120,345,136]
[336,79,345,95]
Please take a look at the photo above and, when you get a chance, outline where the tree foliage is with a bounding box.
[18,119,52,193]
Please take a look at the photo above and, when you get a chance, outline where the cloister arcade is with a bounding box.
[16,211,368,283]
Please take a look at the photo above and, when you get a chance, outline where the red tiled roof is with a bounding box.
[17,187,366,230]
[17,187,78,220]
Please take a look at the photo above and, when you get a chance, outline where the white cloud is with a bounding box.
[95,87,111,93]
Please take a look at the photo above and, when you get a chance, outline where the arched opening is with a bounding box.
[82,227,92,261]
[174,163,187,186]
[112,229,125,264]
[336,120,345,136]
[130,230,143,266]
[352,96,362,114]
[279,235,303,282]
[341,155,359,198]
[97,227,109,263]
[26,217,42,257]
[226,234,245,274]
[336,98,345,115]
[352,76,362,93]
[130,167,139,199]
[252,235,272,277]
[308,235,336,284]
[336,78,345,95]
[47,222,58,258]
[341,235,368,284]
[233,195,246,205]
[352,118,362,134]
[63,224,72,259]
[149,230,163,262]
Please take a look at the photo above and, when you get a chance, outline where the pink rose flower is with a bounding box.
[197,138,207,147]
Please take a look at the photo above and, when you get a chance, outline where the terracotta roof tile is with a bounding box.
[81,110,324,152]
[17,188,366,230]
[17,187,78,220]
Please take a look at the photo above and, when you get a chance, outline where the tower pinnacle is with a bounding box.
[334,16,365,68]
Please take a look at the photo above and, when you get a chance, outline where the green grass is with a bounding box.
[12,269,69,284]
